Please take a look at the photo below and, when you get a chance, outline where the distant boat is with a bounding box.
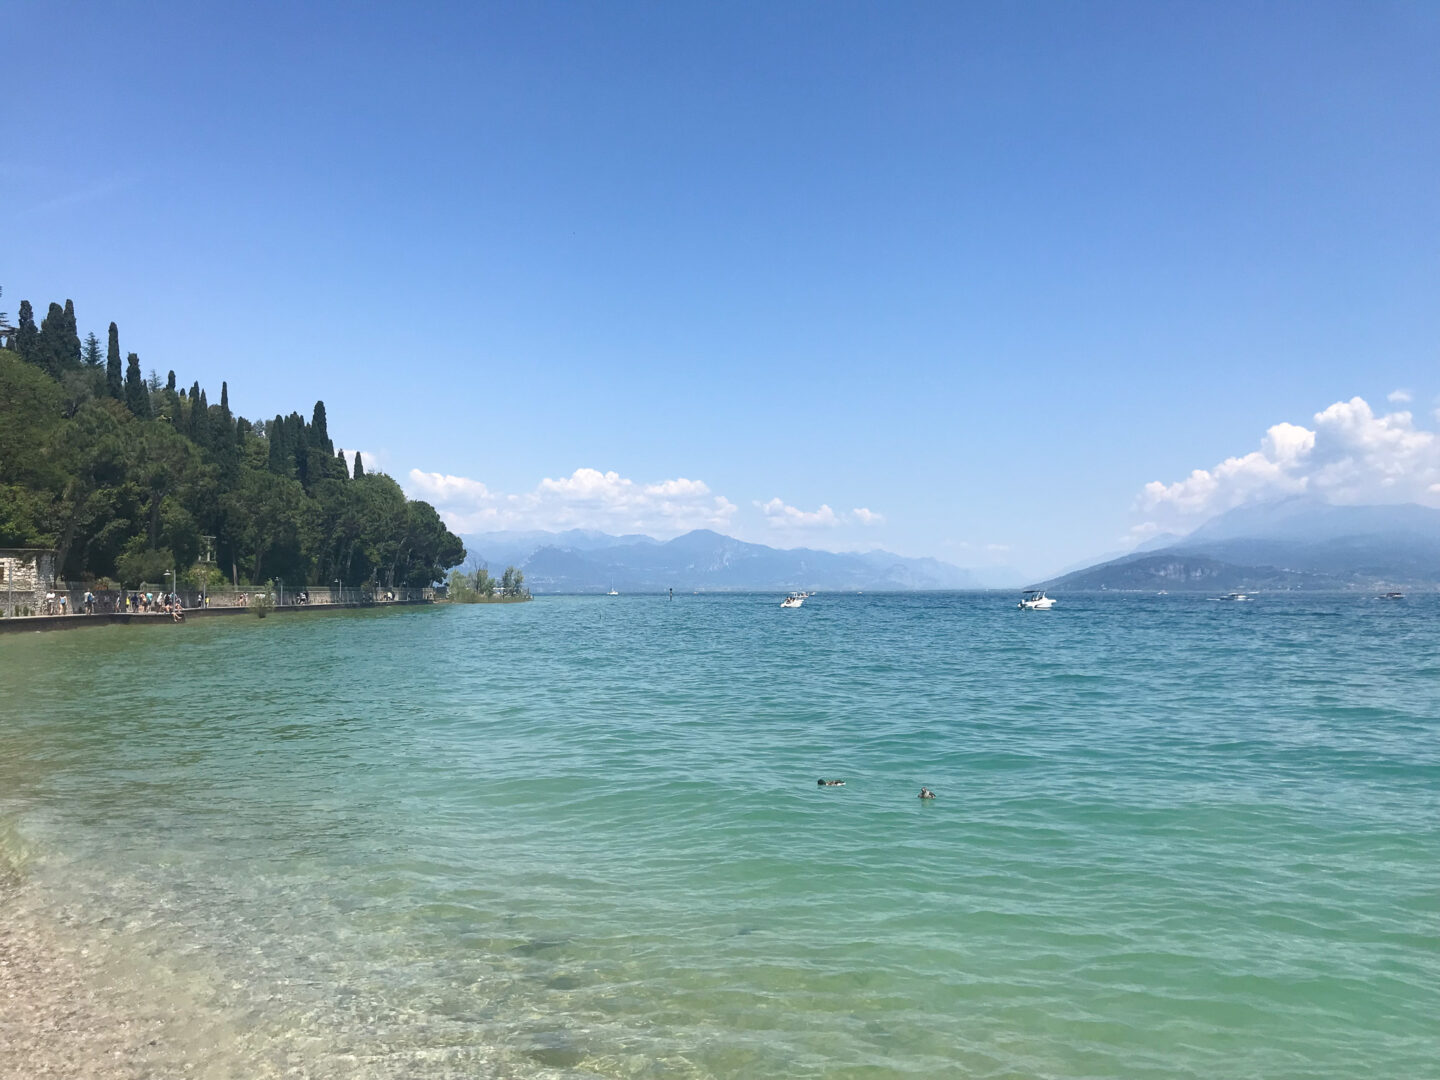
[781,593,805,608]
[1381,591,1405,600]
[1210,592,1252,601]
[1018,590,1055,610]
[607,587,619,596]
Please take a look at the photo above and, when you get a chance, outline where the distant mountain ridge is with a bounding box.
[1042,498,1440,591]
[461,528,984,592]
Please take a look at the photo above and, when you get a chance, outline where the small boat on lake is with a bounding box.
[1018,590,1055,610]
[781,593,806,608]
[1381,591,1405,600]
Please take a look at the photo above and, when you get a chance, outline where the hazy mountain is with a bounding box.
[461,528,982,592]
[1043,498,1440,591]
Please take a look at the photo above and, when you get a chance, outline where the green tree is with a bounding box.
[63,300,81,367]
[124,353,151,418]
[105,323,122,399]
[310,400,333,453]
[38,302,81,377]
[14,301,38,366]
[352,451,364,478]
[82,332,103,368]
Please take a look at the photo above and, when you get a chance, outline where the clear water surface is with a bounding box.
[1,593,1437,1078]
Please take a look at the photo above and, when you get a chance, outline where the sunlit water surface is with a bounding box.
[2,594,1438,1078]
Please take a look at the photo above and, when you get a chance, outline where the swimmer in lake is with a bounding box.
[817,779,845,786]
[919,787,936,799]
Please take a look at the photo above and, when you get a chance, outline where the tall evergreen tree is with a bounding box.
[352,451,364,478]
[267,413,289,474]
[82,332,103,368]
[336,448,349,478]
[310,400,333,454]
[219,381,233,431]
[290,410,310,485]
[62,300,81,366]
[188,383,209,446]
[38,302,69,376]
[166,370,177,392]
[124,353,151,418]
[14,301,38,365]
[106,323,123,399]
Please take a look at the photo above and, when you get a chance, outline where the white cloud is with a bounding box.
[406,467,738,537]
[1388,388,1413,404]
[1135,395,1440,531]
[852,507,885,526]
[758,498,841,528]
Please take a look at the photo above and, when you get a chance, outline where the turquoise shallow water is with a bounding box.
[2,594,1438,1078]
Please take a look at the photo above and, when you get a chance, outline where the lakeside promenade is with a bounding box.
[0,595,435,634]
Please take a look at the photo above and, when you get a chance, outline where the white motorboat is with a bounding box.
[607,587,619,596]
[1018,590,1055,610]
[781,593,805,608]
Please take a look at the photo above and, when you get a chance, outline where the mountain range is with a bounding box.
[460,529,988,593]
[1042,498,1440,591]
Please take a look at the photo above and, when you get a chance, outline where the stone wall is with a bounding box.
[0,550,57,618]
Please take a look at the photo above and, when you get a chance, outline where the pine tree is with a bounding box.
[82,332,103,367]
[124,353,151,418]
[352,451,364,478]
[106,323,123,398]
[15,301,38,365]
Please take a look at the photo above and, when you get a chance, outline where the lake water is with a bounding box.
[2,594,1437,1078]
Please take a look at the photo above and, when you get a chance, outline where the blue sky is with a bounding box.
[8,1,1439,578]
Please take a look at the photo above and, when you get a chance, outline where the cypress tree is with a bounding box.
[166,370,177,392]
[15,301,38,365]
[267,414,289,473]
[62,300,81,367]
[219,381,233,430]
[106,323,123,398]
[83,332,103,368]
[290,410,310,485]
[39,302,68,376]
[352,451,364,478]
[310,401,333,454]
[124,353,151,418]
[336,448,349,479]
[189,385,210,447]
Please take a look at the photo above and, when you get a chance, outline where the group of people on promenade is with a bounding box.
[43,590,187,619]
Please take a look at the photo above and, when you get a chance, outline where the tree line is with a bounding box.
[0,292,465,590]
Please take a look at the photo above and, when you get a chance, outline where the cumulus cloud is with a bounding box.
[1135,395,1440,532]
[1388,388,1413,404]
[758,498,841,528]
[407,467,738,536]
[852,507,885,526]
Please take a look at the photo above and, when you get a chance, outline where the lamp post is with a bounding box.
[334,579,341,606]
[163,569,174,611]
